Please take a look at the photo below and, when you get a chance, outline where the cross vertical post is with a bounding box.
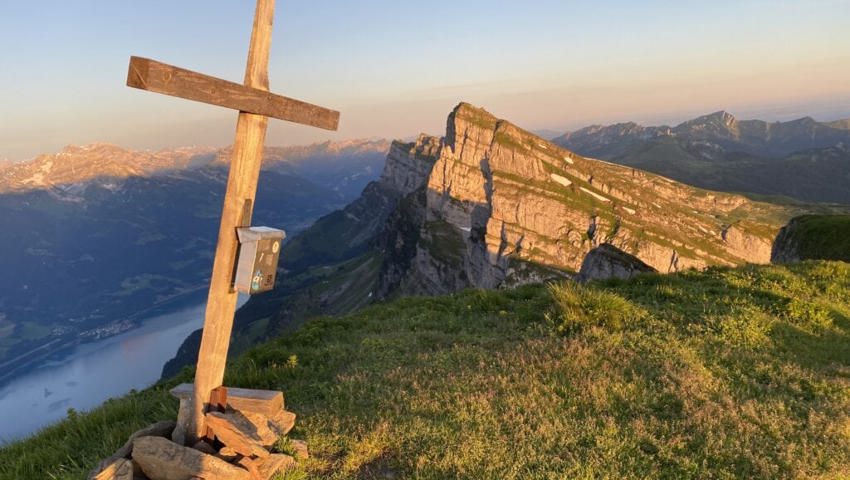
[187,0,274,443]
[125,0,339,445]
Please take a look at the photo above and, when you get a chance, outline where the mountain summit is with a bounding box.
[0,144,216,194]
[675,110,738,132]
[377,103,786,294]
[279,103,797,297]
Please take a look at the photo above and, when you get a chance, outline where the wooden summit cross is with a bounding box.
[126,0,338,443]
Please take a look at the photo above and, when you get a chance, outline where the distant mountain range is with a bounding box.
[552,112,850,204]
[165,103,846,376]
[0,140,389,199]
[0,140,389,378]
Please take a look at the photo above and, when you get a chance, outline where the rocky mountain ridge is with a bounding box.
[556,111,850,159]
[377,104,791,295]
[553,112,850,204]
[771,215,850,264]
[0,140,390,197]
[0,143,215,194]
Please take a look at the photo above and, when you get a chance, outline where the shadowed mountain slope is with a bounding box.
[0,141,389,378]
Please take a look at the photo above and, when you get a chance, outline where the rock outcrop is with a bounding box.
[378,136,441,196]
[280,138,437,273]
[375,103,787,294]
[772,219,803,264]
[577,243,656,282]
[90,384,302,480]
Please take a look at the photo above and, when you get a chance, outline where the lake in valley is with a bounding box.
[0,298,245,443]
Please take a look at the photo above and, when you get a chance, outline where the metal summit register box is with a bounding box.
[234,226,286,294]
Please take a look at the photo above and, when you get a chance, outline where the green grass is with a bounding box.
[453,103,498,131]
[785,215,850,262]
[16,321,52,341]
[420,220,467,264]
[3,262,850,479]
[548,281,646,335]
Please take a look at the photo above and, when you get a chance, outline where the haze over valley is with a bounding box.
[0,140,388,382]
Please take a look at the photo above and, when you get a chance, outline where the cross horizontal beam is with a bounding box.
[127,56,339,131]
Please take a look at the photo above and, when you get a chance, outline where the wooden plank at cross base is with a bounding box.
[126,56,339,131]
[171,383,284,418]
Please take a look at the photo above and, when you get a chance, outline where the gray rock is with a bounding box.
[89,421,176,479]
[771,217,804,264]
[132,436,251,480]
[577,243,656,282]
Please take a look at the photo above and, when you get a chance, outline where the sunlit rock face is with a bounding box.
[379,103,787,294]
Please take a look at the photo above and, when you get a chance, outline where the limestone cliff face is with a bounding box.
[771,220,802,264]
[378,103,788,294]
[281,138,437,272]
[379,136,441,196]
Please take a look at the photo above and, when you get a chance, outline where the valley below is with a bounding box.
[0,300,222,443]
[0,140,389,387]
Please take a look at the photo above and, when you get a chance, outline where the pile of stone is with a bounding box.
[89,383,307,480]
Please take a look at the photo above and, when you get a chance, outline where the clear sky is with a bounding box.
[1,0,850,160]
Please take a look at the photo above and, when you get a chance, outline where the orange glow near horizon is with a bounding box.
[1,1,849,160]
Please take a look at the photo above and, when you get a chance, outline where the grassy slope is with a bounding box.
[3,262,850,479]
[787,215,850,262]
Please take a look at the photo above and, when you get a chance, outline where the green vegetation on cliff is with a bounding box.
[775,215,850,263]
[3,261,850,479]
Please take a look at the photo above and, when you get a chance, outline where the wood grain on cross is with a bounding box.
[125,0,338,443]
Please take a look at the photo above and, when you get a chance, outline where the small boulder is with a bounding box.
[577,243,655,282]
[132,436,251,480]
[89,421,176,479]
[237,410,279,447]
[269,411,296,437]
[204,411,269,458]
[257,454,295,480]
